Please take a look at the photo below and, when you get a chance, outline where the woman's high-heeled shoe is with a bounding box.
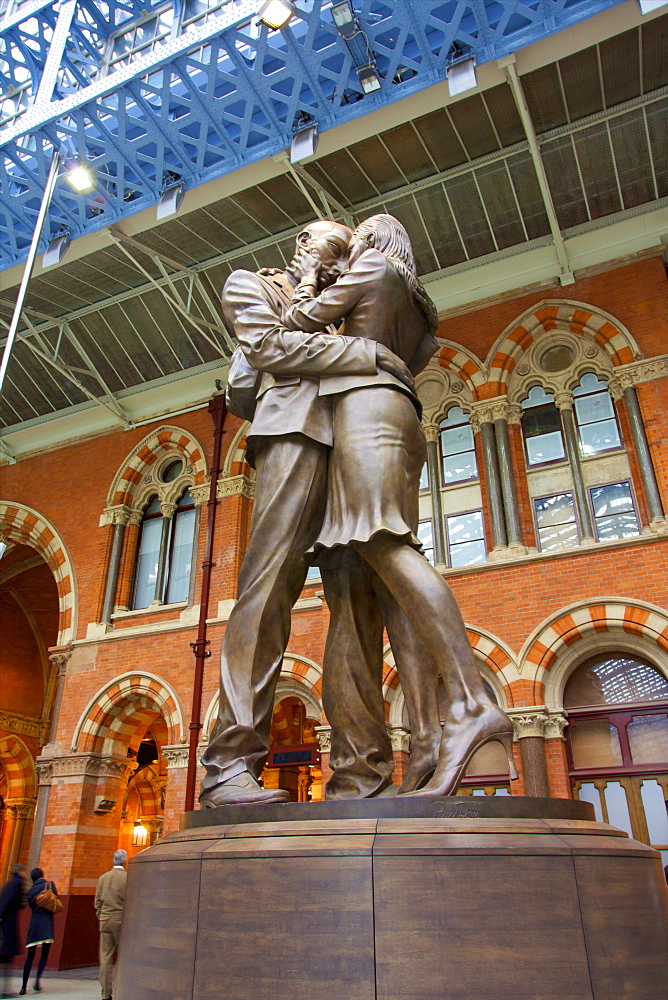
[19,988,26,995]
[33,983,42,993]
[405,705,518,797]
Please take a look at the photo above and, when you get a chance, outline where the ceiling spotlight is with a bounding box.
[156,181,185,220]
[357,64,381,94]
[638,1,668,13]
[290,123,318,163]
[331,1,357,38]
[63,158,96,194]
[258,0,295,29]
[446,43,477,97]
[43,233,71,269]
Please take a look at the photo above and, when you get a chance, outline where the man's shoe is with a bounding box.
[199,771,290,807]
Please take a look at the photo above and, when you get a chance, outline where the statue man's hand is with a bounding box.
[376,344,415,393]
[290,248,321,285]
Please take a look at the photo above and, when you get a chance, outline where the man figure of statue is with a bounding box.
[200,220,442,807]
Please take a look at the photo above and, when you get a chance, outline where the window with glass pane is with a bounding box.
[164,489,196,604]
[565,655,668,708]
[521,385,566,466]
[418,519,434,565]
[569,719,623,768]
[573,373,621,456]
[534,492,578,551]
[133,496,162,609]
[439,407,478,484]
[446,510,485,567]
[109,8,173,67]
[589,481,640,542]
[419,461,429,491]
[182,0,231,27]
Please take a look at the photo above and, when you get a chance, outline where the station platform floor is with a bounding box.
[2,967,100,1000]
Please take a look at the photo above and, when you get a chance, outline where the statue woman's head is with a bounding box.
[350,214,417,275]
[352,213,438,334]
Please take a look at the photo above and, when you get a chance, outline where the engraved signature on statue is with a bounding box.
[433,801,481,818]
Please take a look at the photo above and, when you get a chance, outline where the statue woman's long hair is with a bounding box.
[353,214,439,335]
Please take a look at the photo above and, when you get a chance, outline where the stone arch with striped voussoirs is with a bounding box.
[486,300,642,398]
[123,764,165,818]
[519,598,668,712]
[0,502,76,646]
[221,420,254,479]
[106,425,208,510]
[434,340,486,403]
[72,672,185,756]
[0,735,37,801]
[201,655,324,742]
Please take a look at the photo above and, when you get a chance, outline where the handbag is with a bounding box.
[34,882,63,915]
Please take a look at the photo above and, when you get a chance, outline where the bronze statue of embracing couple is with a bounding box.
[199,214,516,808]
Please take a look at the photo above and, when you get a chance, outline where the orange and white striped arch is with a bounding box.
[436,341,486,401]
[486,300,641,396]
[0,735,37,800]
[72,672,185,756]
[222,420,253,479]
[0,502,76,646]
[107,425,208,508]
[520,598,668,709]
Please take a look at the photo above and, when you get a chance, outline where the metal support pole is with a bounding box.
[0,151,61,393]
[185,394,227,812]
[623,386,665,522]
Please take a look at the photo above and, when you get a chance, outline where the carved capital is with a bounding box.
[553,390,574,412]
[4,798,35,820]
[544,713,569,740]
[188,483,210,505]
[314,726,331,753]
[217,475,256,500]
[160,501,177,518]
[100,505,133,527]
[127,509,144,527]
[48,644,72,676]
[387,726,411,754]
[508,706,549,739]
[45,753,137,781]
[36,760,53,786]
[422,422,440,444]
[469,397,513,431]
[161,744,190,769]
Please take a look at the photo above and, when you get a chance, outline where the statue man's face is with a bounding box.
[292,221,353,287]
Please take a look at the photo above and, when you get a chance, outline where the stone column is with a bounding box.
[509,708,550,798]
[3,799,34,874]
[314,726,332,791]
[162,745,191,830]
[388,725,411,787]
[470,406,507,552]
[45,645,72,746]
[423,423,447,566]
[100,506,131,623]
[554,391,595,544]
[153,501,176,605]
[621,385,666,530]
[493,402,525,551]
[27,761,53,871]
[115,509,143,611]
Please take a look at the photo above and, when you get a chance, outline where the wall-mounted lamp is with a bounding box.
[638,1,668,13]
[446,43,477,97]
[290,123,318,163]
[357,64,381,94]
[63,157,96,194]
[156,181,185,220]
[258,0,295,29]
[132,820,148,847]
[42,233,71,269]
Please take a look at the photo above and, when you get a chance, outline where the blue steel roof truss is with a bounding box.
[0,0,625,269]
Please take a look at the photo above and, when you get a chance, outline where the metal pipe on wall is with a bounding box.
[185,393,227,812]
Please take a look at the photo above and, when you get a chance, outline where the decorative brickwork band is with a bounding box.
[0,712,50,744]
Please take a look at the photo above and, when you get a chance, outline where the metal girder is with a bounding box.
[0,0,626,269]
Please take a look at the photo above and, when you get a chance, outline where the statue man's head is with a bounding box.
[290,220,353,287]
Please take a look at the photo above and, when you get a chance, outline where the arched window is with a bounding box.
[566,654,668,863]
[132,488,196,610]
[439,406,478,484]
[521,385,565,466]
[573,373,621,457]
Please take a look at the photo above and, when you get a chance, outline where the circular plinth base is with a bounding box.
[115,801,668,1000]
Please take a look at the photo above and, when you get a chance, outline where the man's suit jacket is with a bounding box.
[95,867,126,928]
[221,269,378,452]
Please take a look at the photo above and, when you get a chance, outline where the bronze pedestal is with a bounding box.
[114,798,668,1000]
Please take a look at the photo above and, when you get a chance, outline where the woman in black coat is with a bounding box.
[0,864,26,999]
[19,869,58,995]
